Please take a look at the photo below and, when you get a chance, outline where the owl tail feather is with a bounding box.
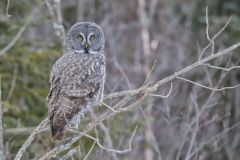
[51,124,65,142]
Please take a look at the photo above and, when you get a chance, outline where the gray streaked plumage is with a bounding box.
[47,22,106,141]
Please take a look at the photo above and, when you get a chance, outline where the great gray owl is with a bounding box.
[47,22,106,141]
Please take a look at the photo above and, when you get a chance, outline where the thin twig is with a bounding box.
[205,6,215,55]
[83,141,96,160]
[176,63,232,159]
[0,16,32,56]
[6,0,12,17]
[149,82,172,98]
[144,58,158,84]
[61,146,81,160]
[89,109,118,160]
[188,122,240,159]
[4,127,36,135]
[153,41,240,88]
[184,93,200,160]
[94,126,137,154]
[177,76,240,91]
[204,63,240,72]
[70,125,137,155]
[119,94,148,112]
[205,7,210,42]
[141,106,163,160]
[198,14,231,60]
[97,100,119,113]
[113,56,133,89]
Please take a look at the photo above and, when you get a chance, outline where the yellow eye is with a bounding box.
[89,35,95,41]
[78,35,83,42]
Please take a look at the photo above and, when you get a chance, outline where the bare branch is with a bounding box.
[96,100,119,113]
[0,76,5,160]
[153,41,240,88]
[204,63,240,72]
[4,127,35,135]
[94,126,138,154]
[112,56,133,89]
[69,125,137,155]
[144,58,158,84]
[83,141,96,160]
[119,94,148,112]
[6,66,18,100]
[61,146,81,160]
[141,107,163,160]
[14,118,49,160]
[205,6,211,42]
[6,0,12,17]
[198,8,232,60]
[188,122,240,159]
[89,109,118,160]
[103,83,152,99]
[176,66,233,159]
[149,82,172,98]
[44,0,66,46]
[184,93,200,160]
[176,76,240,91]
[0,16,32,56]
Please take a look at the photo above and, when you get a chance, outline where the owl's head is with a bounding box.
[64,22,105,54]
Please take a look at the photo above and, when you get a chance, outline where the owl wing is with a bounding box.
[47,54,105,140]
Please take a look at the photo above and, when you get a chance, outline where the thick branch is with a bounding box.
[14,118,49,160]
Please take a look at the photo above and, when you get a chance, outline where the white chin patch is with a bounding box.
[74,50,85,53]
[88,50,98,54]
[74,49,98,54]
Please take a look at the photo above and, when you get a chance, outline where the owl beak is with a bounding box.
[83,43,89,53]
[84,44,88,50]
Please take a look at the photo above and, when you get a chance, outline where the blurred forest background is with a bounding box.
[0,0,240,159]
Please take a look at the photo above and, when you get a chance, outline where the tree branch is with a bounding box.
[0,16,32,56]
[0,76,5,160]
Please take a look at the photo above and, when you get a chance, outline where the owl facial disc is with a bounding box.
[64,22,105,55]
